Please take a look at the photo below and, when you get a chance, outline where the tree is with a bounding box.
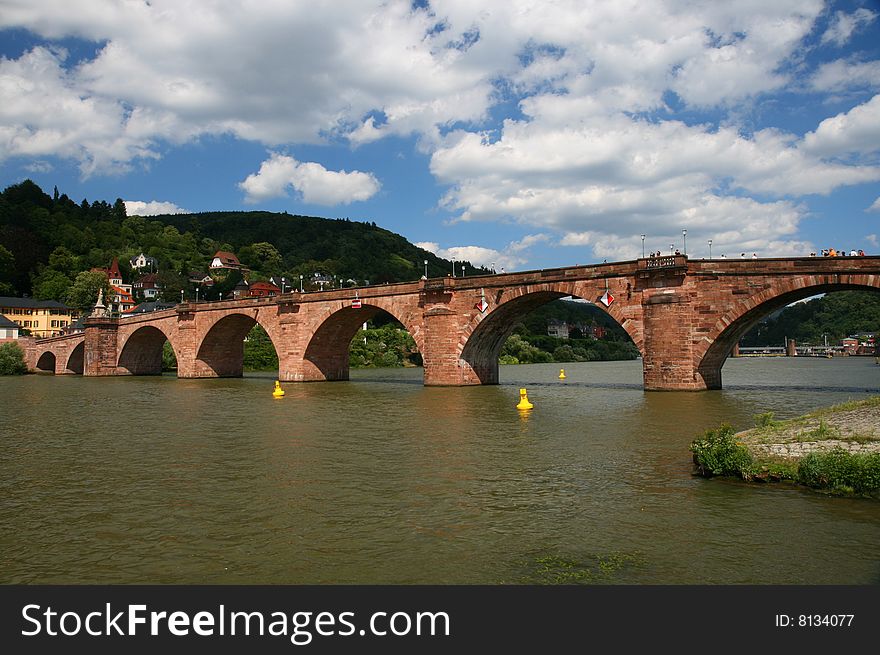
[0,342,27,375]
[32,269,73,301]
[0,244,14,295]
[66,270,109,312]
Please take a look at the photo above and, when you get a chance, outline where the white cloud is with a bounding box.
[239,152,380,205]
[415,234,548,271]
[810,59,880,93]
[124,200,187,216]
[820,8,877,47]
[868,199,880,213]
[803,95,880,157]
[866,234,878,246]
[24,160,53,173]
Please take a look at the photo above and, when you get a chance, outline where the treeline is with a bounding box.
[741,291,880,346]
[0,180,478,308]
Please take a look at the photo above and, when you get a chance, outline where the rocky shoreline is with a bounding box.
[735,397,880,461]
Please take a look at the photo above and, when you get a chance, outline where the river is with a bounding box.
[2,356,879,584]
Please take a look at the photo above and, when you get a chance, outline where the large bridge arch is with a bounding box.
[454,282,643,385]
[695,274,880,389]
[117,325,178,375]
[299,301,423,382]
[65,341,84,374]
[195,311,282,378]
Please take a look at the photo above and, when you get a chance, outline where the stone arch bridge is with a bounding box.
[22,255,880,391]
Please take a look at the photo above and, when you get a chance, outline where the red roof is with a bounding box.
[249,282,280,292]
[108,257,122,279]
[212,251,241,266]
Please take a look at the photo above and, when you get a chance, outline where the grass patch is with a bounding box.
[797,449,880,495]
[509,551,644,585]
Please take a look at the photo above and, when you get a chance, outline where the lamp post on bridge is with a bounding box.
[180,289,184,303]
[424,259,428,278]
[299,274,304,292]
[641,234,646,258]
[670,243,674,255]
[682,229,687,256]
[708,239,712,259]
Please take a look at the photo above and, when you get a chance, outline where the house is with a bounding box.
[210,251,244,271]
[122,301,178,316]
[547,318,569,339]
[0,297,78,337]
[0,314,20,340]
[92,258,136,315]
[249,281,281,298]
[231,279,250,300]
[133,273,162,300]
[129,253,158,272]
[189,272,214,287]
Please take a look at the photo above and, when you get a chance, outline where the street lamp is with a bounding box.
[708,239,713,258]
[299,274,303,292]
[180,289,184,303]
[424,259,428,278]
[682,229,687,256]
[641,234,646,258]
[491,261,496,273]
[670,243,674,255]
[461,265,466,277]
[451,258,456,277]
[195,286,200,302]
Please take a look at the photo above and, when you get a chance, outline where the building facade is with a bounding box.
[0,297,78,337]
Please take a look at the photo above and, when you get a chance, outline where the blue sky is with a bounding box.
[1,0,878,271]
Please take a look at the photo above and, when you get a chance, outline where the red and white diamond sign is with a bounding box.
[599,290,614,307]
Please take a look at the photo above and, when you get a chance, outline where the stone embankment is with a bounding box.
[736,398,880,460]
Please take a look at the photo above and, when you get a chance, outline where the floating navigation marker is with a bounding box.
[600,290,614,307]
[272,380,285,398]
[516,388,534,411]
[559,369,566,380]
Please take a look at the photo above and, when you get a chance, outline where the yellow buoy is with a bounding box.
[516,388,534,410]
[272,380,285,397]
[559,368,566,379]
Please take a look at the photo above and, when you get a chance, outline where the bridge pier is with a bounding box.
[84,317,120,376]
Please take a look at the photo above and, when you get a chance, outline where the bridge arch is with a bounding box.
[695,274,880,388]
[117,325,178,375]
[196,312,281,378]
[35,350,56,373]
[300,302,422,382]
[457,282,643,384]
[65,341,84,374]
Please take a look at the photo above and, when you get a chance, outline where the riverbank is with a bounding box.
[691,396,880,496]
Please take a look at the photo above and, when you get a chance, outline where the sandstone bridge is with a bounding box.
[21,255,880,391]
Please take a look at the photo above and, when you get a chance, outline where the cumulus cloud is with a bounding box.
[802,95,880,157]
[0,0,877,264]
[810,59,880,93]
[239,152,380,205]
[866,234,878,247]
[868,199,880,213]
[124,200,187,216]
[416,234,548,271]
[820,8,877,47]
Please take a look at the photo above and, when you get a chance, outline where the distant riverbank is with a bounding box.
[691,396,880,496]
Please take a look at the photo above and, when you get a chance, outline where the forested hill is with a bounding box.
[0,179,477,300]
[741,290,880,347]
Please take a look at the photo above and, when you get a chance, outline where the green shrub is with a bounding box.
[0,341,27,375]
[797,449,880,494]
[690,424,753,478]
[754,412,778,428]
